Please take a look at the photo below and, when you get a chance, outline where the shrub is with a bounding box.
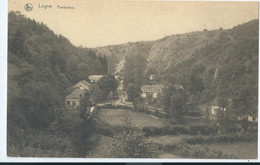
[143,124,222,136]
[142,125,188,136]
[108,129,160,158]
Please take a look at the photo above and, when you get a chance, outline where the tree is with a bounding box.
[216,98,228,134]
[92,87,107,103]
[163,84,187,123]
[126,82,140,102]
[79,92,92,118]
[232,88,256,131]
[109,128,159,158]
[97,75,118,97]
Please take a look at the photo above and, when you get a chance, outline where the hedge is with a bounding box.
[142,124,218,136]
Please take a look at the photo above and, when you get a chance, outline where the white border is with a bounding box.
[0,0,259,163]
[0,0,8,162]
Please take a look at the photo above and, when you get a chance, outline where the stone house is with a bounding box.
[141,85,163,99]
[65,88,87,108]
[65,80,93,108]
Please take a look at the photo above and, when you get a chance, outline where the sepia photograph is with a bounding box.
[7,0,258,159]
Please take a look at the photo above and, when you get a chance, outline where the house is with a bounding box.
[89,75,105,83]
[65,88,87,108]
[65,80,94,108]
[238,115,258,122]
[208,106,226,120]
[141,85,163,99]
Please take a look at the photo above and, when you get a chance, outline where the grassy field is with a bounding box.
[90,108,257,159]
[203,141,257,159]
[148,135,190,145]
[97,108,167,128]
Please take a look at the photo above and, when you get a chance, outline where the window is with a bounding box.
[67,101,70,105]
[73,102,76,106]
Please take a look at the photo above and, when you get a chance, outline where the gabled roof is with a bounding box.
[71,80,91,90]
[141,85,163,93]
[89,75,105,82]
[66,88,85,99]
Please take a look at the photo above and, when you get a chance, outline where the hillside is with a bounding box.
[95,19,258,106]
[94,29,223,76]
[7,11,108,156]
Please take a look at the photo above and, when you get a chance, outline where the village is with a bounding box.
[62,73,258,159]
[64,74,165,114]
[64,73,258,123]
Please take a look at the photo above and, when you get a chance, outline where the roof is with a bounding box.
[66,88,85,99]
[89,75,105,82]
[71,80,91,90]
[141,85,163,93]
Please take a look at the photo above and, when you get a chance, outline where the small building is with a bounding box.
[65,88,87,108]
[141,85,163,99]
[208,106,226,120]
[65,80,94,108]
[89,75,105,83]
[238,115,258,122]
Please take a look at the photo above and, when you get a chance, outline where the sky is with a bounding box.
[9,0,259,48]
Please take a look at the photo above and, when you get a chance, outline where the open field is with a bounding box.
[203,141,257,159]
[97,108,167,128]
[90,108,257,159]
[148,135,189,145]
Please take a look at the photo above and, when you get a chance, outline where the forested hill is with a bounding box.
[8,11,107,136]
[95,19,258,107]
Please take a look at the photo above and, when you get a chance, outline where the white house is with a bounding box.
[208,105,226,120]
[238,115,258,122]
[65,80,93,108]
[65,88,87,107]
[141,85,163,99]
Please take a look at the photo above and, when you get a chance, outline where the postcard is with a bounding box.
[6,0,258,160]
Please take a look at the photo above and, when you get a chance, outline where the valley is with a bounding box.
[7,11,258,159]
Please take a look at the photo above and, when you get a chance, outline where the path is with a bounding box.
[111,98,166,115]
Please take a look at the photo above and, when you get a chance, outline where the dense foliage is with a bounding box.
[7,11,107,156]
[162,20,258,126]
[109,128,159,158]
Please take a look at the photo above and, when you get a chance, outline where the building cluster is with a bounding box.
[65,80,94,108]
[208,104,258,122]
[65,75,124,108]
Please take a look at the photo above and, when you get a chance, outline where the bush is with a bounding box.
[108,128,160,158]
[142,124,218,136]
[189,125,218,135]
[142,125,188,136]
